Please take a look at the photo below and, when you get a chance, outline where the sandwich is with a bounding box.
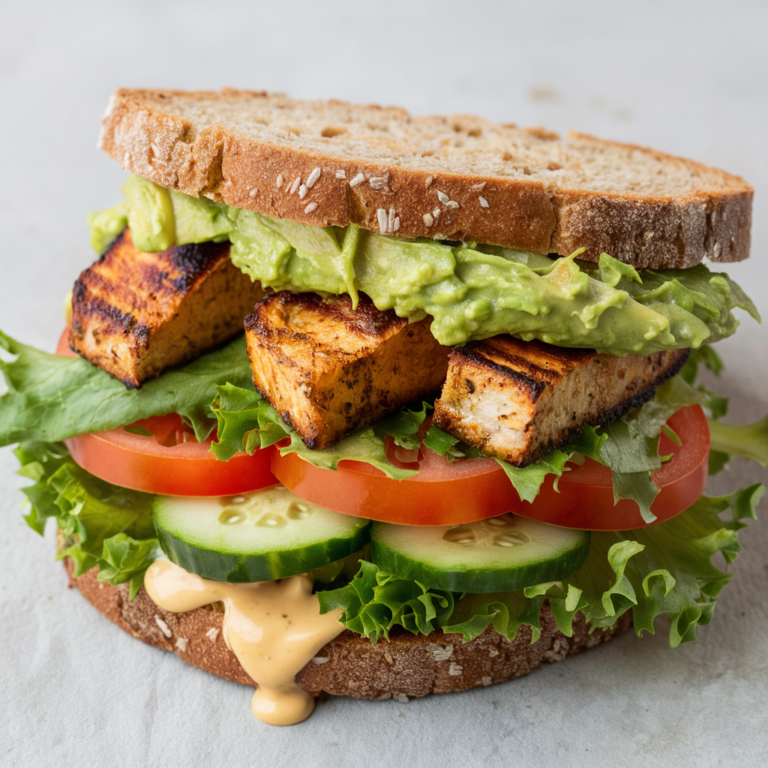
[2,88,767,726]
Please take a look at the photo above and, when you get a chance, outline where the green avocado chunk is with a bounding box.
[88,175,760,355]
[121,174,176,252]
[171,189,233,245]
[87,202,128,253]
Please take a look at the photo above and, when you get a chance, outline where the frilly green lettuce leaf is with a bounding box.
[373,401,430,450]
[422,424,469,458]
[321,485,761,647]
[15,441,73,534]
[210,383,417,479]
[15,442,158,598]
[210,382,266,461]
[0,331,253,445]
[600,420,662,472]
[598,419,663,524]
[680,344,767,470]
[631,375,709,440]
[47,460,154,546]
[700,387,730,420]
[708,450,731,476]
[593,374,723,524]
[680,344,725,384]
[570,424,609,463]
[443,589,550,644]
[581,484,762,645]
[609,471,661,525]
[708,416,768,468]
[284,428,418,480]
[317,560,454,643]
[671,347,731,421]
[97,534,160,599]
[273,413,420,481]
[494,452,573,504]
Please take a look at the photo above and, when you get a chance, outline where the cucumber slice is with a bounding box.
[371,515,589,593]
[153,487,370,583]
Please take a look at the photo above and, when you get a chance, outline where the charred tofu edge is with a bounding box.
[70,228,263,388]
[433,341,690,466]
[244,292,449,449]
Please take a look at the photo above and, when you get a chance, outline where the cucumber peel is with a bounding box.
[153,487,370,582]
[371,515,589,593]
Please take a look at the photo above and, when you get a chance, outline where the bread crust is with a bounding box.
[66,560,631,701]
[99,88,752,269]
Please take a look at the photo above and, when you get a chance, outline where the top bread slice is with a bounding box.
[99,88,752,269]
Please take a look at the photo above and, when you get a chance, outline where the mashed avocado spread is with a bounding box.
[89,175,760,355]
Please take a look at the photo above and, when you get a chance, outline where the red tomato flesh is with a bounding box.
[57,331,277,496]
[273,447,513,526]
[64,414,277,497]
[518,406,709,530]
[57,329,708,522]
[272,406,709,530]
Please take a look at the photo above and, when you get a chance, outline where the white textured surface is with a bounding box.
[1,1,767,765]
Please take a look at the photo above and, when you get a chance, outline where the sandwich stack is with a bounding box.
[2,89,765,726]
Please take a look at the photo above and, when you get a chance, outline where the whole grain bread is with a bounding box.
[67,560,631,701]
[99,88,752,269]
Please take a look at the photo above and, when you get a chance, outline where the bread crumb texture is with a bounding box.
[100,88,752,268]
[68,560,631,701]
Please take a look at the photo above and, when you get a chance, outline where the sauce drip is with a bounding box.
[144,560,343,726]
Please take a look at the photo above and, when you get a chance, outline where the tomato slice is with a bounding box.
[273,446,514,526]
[57,330,277,497]
[64,415,277,497]
[272,406,709,530]
[56,329,74,356]
[517,406,709,530]
[57,329,708,521]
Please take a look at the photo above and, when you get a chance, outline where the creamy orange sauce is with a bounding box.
[144,560,343,726]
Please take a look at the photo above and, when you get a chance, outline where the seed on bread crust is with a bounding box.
[67,558,632,701]
[99,88,752,268]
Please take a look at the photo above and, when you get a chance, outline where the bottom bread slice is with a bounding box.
[66,560,631,701]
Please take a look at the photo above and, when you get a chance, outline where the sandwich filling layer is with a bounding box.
[4,138,766,728]
[90,176,759,354]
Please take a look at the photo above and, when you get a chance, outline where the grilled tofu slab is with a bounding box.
[433,337,689,466]
[70,228,264,388]
[245,293,450,449]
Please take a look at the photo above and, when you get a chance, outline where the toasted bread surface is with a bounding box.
[245,292,449,449]
[433,338,689,466]
[99,88,752,268]
[70,229,264,387]
[67,560,631,701]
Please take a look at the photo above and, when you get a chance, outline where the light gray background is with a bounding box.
[1,1,767,766]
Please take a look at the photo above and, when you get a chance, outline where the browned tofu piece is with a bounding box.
[70,228,264,388]
[245,292,450,449]
[433,337,689,466]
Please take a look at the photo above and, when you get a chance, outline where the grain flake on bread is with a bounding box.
[68,559,631,701]
[99,88,752,269]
